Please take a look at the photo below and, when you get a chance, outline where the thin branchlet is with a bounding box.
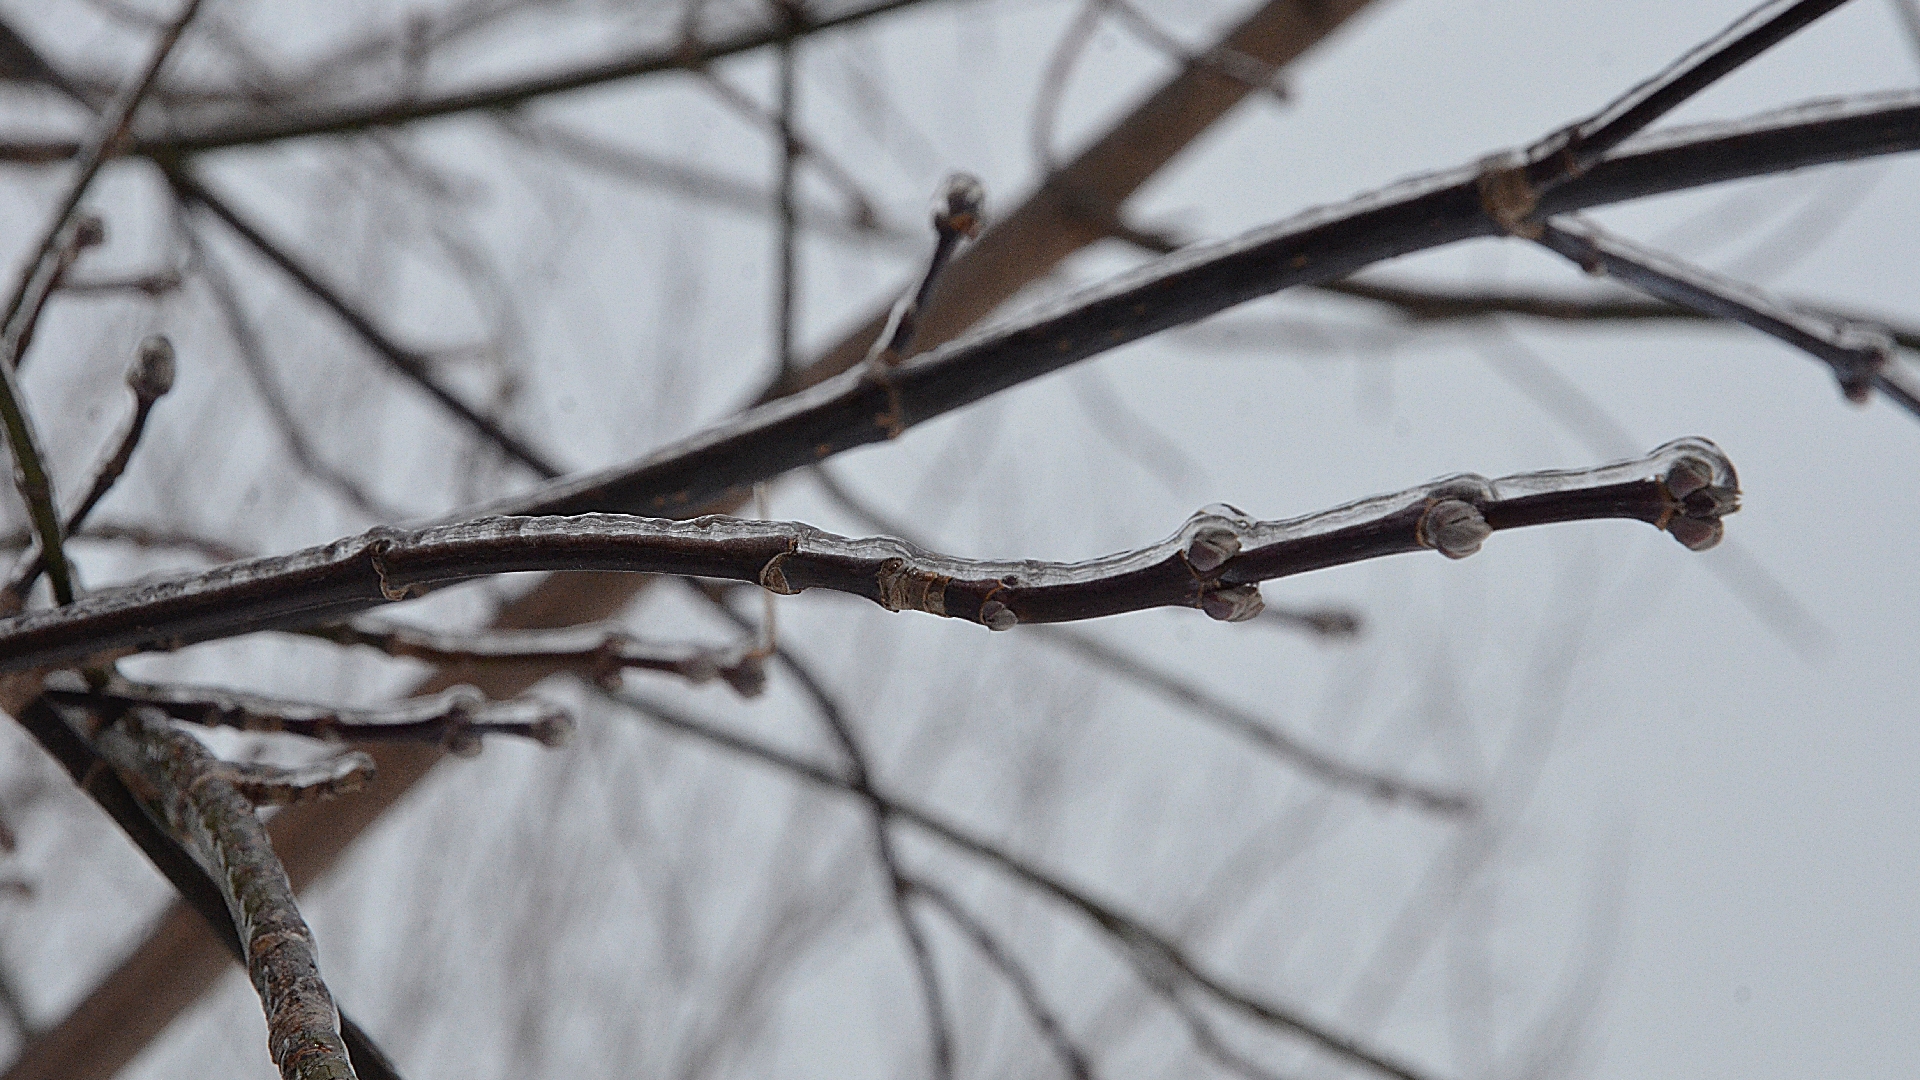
[300,620,766,696]
[0,440,1740,673]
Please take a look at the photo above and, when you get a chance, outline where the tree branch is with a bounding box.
[0,441,1740,673]
[91,706,359,1080]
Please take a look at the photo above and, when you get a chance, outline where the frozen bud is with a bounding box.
[978,599,1017,631]
[1184,526,1241,573]
[1419,499,1490,560]
[934,173,986,238]
[72,214,106,249]
[1666,514,1724,552]
[1663,456,1714,501]
[531,713,576,748]
[127,335,176,401]
[758,553,799,595]
[1200,583,1264,623]
[442,726,484,757]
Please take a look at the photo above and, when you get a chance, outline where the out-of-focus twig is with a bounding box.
[166,165,565,478]
[56,682,573,756]
[5,336,175,607]
[92,706,360,1080]
[303,620,766,696]
[613,688,1435,1080]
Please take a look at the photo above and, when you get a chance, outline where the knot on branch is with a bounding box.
[875,557,950,616]
[1657,446,1741,551]
[361,526,413,601]
[1475,153,1543,240]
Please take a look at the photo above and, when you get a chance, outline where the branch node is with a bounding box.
[758,551,800,595]
[1475,154,1543,240]
[875,557,949,616]
[1657,447,1740,551]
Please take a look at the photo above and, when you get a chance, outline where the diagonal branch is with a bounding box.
[1530,216,1919,416]
[91,706,359,1080]
[166,165,564,478]
[0,441,1741,673]
[613,687,1436,1080]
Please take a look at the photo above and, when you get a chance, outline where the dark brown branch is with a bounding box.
[466,91,1920,522]
[57,681,574,755]
[165,166,565,478]
[91,706,359,1080]
[56,268,184,296]
[301,620,766,696]
[0,441,1740,673]
[1029,626,1471,813]
[1522,0,1852,191]
[1531,216,1919,416]
[613,688,1435,1080]
[5,336,175,606]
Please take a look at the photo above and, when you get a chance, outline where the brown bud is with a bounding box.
[1419,499,1490,560]
[979,599,1017,631]
[1184,527,1241,573]
[72,214,106,250]
[934,173,986,238]
[127,335,176,401]
[1200,583,1264,622]
[1666,514,1724,552]
[531,714,576,748]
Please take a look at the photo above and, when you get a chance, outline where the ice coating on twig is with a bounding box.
[0,442,1740,670]
[216,753,376,807]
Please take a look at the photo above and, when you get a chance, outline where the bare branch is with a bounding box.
[0,441,1740,672]
[59,682,575,755]
[166,165,565,479]
[908,876,1098,1080]
[471,92,1920,522]
[1531,216,1917,415]
[1028,626,1472,813]
[612,688,1436,1080]
[5,336,175,606]
[211,754,377,807]
[92,706,358,1080]
[56,267,184,296]
[301,620,766,696]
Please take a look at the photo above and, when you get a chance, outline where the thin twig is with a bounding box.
[774,1,802,373]
[0,441,1741,672]
[56,681,574,755]
[612,688,1436,1080]
[908,876,1098,1080]
[0,523,248,562]
[165,165,565,478]
[1531,215,1918,416]
[56,268,185,296]
[696,69,884,232]
[1029,626,1472,813]
[5,337,175,606]
[92,706,359,1080]
[301,620,766,696]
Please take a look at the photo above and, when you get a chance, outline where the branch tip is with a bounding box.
[933,172,985,239]
[127,334,176,401]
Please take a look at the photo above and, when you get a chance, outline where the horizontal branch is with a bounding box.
[92,707,358,1080]
[0,0,938,160]
[302,620,766,696]
[51,681,574,754]
[466,90,1920,521]
[0,441,1739,673]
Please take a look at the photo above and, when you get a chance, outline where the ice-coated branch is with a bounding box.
[868,173,986,368]
[0,440,1740,673]
[613,688,1434,1080]
[302,620,766,696]
[1520,0,1850,189]
[452,91,1917,523]
[1532,217,1918,416]
[5,336,176,606]
[92,707,358,1080]
[165,166,564,479]
[1029,627,1470,813]
[56,682,574,755]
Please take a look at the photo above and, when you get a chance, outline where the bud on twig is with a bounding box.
[126,335,176,402]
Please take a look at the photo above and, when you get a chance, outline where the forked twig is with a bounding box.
[92,706,360,1080]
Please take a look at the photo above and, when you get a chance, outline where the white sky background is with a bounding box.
[0,1,1916,1079]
